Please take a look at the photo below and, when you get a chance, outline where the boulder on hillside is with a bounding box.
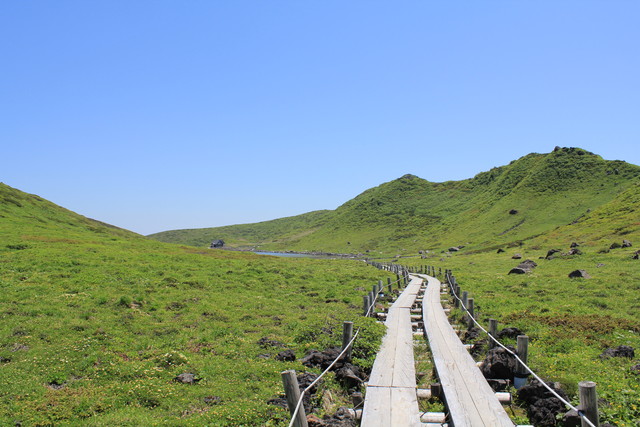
[599,345,635,359]
[633,250,639,260]
[509,209,519,215]
[448,247,460,252]
[174,373,201,384]
[497,327,524,339]
[546,249,561,259]
[497,248,505,253]
[570,242,580,248]
[275,350,296,362]
[210,239,225,248]
[567,248,583,255]
[512,253,522,259]
[610,242,622,249]
[622,239,633,248]
[508,260,537,275]
[568,270,591,279]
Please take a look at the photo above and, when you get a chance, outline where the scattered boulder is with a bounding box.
[512,253,522,259]
[497,327,524,339]
[509,209,519,215]
[275,350,296,362]
[567,248,583,255]
[481,345,517,382]
[599,345,635,359]
[209,239,225,249]
[517,379,569,427]
[174,373,200,384]
[497,248,505,253]
[610,242,622,249]
[546,249,561,259]
[568,270,591,279]
[561,409,581,427]
[570,242,580,248]
[448,247,460,252]
[508,260,537,275]
[622,239,633,248]
[308,407,357,426]
[300,348,342,370]
[634,252,639,260]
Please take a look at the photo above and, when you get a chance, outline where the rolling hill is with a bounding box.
[149,147,640,254]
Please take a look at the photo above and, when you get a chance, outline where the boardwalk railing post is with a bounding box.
[461,291,468,311]
[281,370,308,427]
[489,319,498,349]
[515,335,529,389]
[579,381,599,427]
[378,280,383,294]
[467,298,475,327]
[387,277,392,294]
[363,295,370,316]
[342,321,354,361]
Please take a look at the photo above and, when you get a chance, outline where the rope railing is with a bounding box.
[285,272,405,427]
[439,270,598,427]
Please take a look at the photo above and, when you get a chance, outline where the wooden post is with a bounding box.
[515,335,529,389]
[467,298,475,326]
[579,381,599,427]
[461,291,468,310]
[369,291,375,314]
[363,295,370,316]
[377,279,383,294]
[387,277,392,293]
[342,321,354,361]
[281,370,308,427]
[489,319,498,349]
[372,284,377,297]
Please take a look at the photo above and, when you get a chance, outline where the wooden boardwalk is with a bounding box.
[419,274,514,426]
[361,276,423,426]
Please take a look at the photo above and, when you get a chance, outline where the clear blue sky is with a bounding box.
[2,1,638,235]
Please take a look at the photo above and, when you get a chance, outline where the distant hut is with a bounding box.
[210,239,225,249]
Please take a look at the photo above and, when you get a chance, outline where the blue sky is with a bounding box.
[2,1,638,235]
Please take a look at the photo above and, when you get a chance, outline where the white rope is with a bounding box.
[435,272,597,427]
[287,271,405,427]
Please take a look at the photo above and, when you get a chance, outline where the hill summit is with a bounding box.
[149,148,640,254]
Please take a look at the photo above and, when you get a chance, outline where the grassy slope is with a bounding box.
[150,148,640,255]
[0,183,387,426]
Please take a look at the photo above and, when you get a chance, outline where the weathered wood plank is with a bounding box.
[420,274,513,427]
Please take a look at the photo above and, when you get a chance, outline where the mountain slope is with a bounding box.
[149,147,640,253]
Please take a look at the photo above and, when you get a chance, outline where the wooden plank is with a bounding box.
[420,274,514,427]
[362,276,422,426]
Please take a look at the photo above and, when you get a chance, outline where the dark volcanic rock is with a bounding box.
[622,239,633,248]
[481,345,517,382]
[517,379,569,427]
[512,253,522,259]
[275,349,297,362]
[599,345,635,359]
[509,209,519,215]
[570,242,580,248]
[497,327,524,339]
[546,249,562,259]
[610,242,622,249]
[568,248,583,255]
[497,248,505,253]
[568,269,591,279]
[300,348,343,370]
[508,259,537,275]
[633,250,640,260]
[448,246,460,252]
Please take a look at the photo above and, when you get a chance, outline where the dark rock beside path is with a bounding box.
[568,269,591,279]
[481,345,518,382]
[599,345,634,359]
[275,349,296,361]
[517,379,569,427]
[497,327,524,339]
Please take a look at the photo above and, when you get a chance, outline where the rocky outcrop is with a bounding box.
[568,270,591,279]
[508,259,537,275]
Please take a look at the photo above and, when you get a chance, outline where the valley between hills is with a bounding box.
[1,147,639,425]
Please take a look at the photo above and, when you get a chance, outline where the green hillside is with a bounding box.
[0,183,387,425]
[150,147,640,254]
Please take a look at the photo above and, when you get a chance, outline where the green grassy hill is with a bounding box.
[0,183,387,425]
[150,147,640,255]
